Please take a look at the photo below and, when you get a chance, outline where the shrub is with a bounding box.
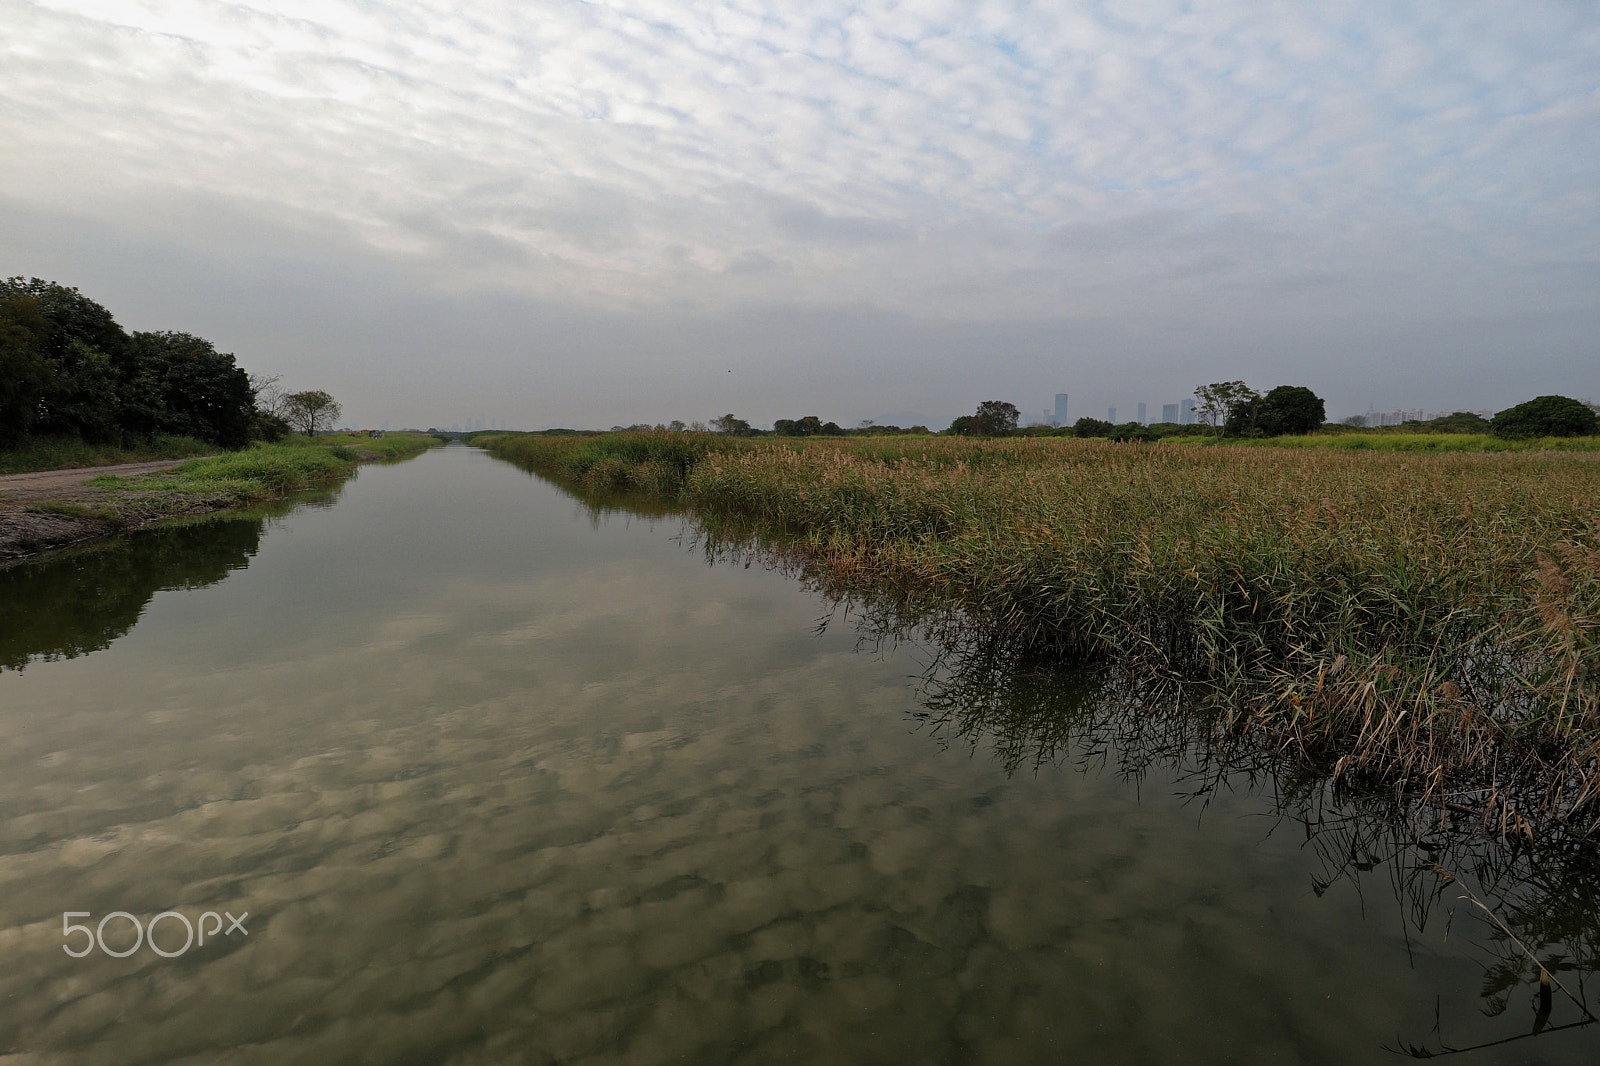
[1491,396,1598,439]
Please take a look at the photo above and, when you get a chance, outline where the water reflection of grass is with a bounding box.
[788,568,1600,1054]
[0,486,343,672]
[486,432,1600,843]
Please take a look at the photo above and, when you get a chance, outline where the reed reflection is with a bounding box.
[677,490,1600,1058]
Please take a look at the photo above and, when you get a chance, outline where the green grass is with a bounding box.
[22,501,124,525]
[85,434,441,500]
[0,434,215,476]
[309,431,443,460]
[93,441,359,500]
[486,431,1600,838]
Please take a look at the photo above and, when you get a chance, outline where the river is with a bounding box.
[0,443,1594,1064]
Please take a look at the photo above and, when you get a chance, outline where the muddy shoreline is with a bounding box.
[0,465,241,567]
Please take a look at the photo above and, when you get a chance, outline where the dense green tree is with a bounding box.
[970,400,1020,435]
[0,294,52,444]
[0,279,133,440]
[1490,395,1599,439]
[1257,385,1325,435]
[1072,417,1114,438]
[1109,421,1158,442]
[1226,384,1325,436]
[126,331,256,447]
[774,416,810,436]
[0,277,130,365]
[1421,411,1491,433]
[946,415,975,435]
[43,341,124,442]
[0,278,259,449]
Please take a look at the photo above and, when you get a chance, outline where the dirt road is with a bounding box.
[0,459,188,496]
[0,459,207,565]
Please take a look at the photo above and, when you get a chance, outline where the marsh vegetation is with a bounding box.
[484,431,1600,841]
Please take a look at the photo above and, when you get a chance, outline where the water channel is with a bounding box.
[1,443,1595,1064]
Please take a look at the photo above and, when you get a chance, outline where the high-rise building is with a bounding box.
[1162,403,1179,423]
[1108,406,1117,422]
[1054,393,1069,423]
[1137,402,1147,424]
[1180,399,1195,424]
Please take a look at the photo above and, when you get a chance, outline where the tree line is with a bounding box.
[938,385,1326,440]
[0,277,342,449]
[941,386,1595,440]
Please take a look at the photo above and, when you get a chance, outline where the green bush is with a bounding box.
[1491,395,1598,439]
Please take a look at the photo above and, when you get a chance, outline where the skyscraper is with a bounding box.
[1180,399,1195,425]
[1137,402,1147,424]
[1108,406,1117,422]
[1162,403,1179,423]
[1054,393,1068,423]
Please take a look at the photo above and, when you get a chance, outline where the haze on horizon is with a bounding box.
[3,0,1596,430]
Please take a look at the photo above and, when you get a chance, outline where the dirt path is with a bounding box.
[0,459,211,565]
[0,459,189,497]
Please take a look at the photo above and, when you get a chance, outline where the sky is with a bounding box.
[3,0,1597,429]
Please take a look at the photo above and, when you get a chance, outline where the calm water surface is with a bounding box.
[0,445,1594,1064]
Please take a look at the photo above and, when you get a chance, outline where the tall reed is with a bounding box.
[485,432,1600,838]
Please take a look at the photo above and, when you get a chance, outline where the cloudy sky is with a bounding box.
[3,0,1597,428]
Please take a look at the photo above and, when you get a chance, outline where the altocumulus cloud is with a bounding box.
[2,0,1597,425]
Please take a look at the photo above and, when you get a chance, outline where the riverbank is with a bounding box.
[483,430,1600,840]
[0,433,440,565]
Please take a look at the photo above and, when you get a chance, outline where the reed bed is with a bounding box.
[485,431,1600,839]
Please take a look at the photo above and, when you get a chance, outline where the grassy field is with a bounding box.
[1229,431,1600,453]
[484,430,1600,839]
[0,434,217,476]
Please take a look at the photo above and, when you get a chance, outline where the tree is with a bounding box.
[1339,414,1368,427]
[775,415,825,436]
[1490,395,1598,439]
[1422,411,1491,434]
[1072,417,1114,438]
[1109,421,1158,442]
[0,277,130,366]
[0,278,134,441]
[710,413,752,435]
[283,390,343,436]
[126,331,256,447]
[970,400,1020,435]
[1194,381,1256,438]
[0,293,52,445]
[0,278,260,448]
[1253,385,1325,436]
